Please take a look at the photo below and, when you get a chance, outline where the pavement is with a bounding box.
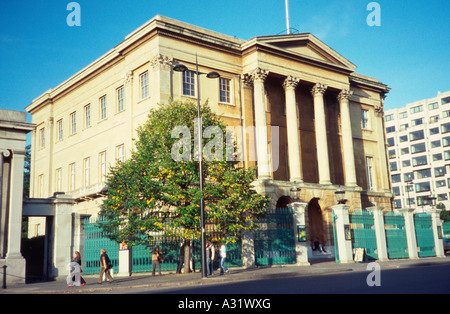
[2,256,450,294]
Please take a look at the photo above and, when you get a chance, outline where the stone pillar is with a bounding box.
[118,247,132,276]
[241,231,255,268]
[331,204,353,263]
[338,89,357,187]
[427,208,445,257]
[397,207,419,259]
[150,54,173,104]
[367,206,388,261]
[311,83,331,185]
[288,202,309,265]
[251,68,271,180]
[283,76,303,183]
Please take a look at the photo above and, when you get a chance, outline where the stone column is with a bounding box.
[283,76,303,183]
[241,231,255,268]
[251,68,271,180]
[338,89,357,187]
[288,202,309,265]
[397,207,419,259]
[426,208,445,257]
[311,83,331,185]
[331,204,353,263]
[367,206,388,261]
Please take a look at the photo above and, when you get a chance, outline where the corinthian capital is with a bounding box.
[283,75,300,90]
[311,83,327,97]
[150,54,173,68]
[250,68,269,82]
[337,89,353,102]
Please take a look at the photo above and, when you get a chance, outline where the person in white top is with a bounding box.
[219,242,229,275]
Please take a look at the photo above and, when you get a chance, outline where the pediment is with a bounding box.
[253,34,357,72]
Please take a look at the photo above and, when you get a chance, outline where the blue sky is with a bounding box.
[0,0,448,120]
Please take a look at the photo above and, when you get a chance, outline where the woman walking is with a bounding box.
[219,242,229,275]
[73,251,86,286]
[152,245,163,276]
[98,248,114,284]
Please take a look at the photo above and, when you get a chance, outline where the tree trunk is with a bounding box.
[183,240,191,274]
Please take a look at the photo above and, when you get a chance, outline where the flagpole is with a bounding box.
[285,0,290,34]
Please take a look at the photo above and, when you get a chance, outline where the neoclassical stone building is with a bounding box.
[26,15,391,254]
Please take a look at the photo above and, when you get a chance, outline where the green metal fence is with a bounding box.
[384,212,409,259]
[254,208,296,266]
[349,210,378,260]
[83,217,119,275]
[414,213,435,257]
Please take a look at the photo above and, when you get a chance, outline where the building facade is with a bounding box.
[385,91,450,211]
[26,15,391,254]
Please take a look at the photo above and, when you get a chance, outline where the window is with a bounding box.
[84,104,91,128]
[399,111,408,119]
[436,180,446,188]
[399,135,408,143]
[415,182,430,193]
[411,118,423,126]
[385,114,394,121]
[411,142,426,153]
[390,161,397,171]
[116,144,125,163]
[399,124,408,131]
[392,186,400,196]
[386,126,395,133]
[393,199,402,209]
[410,105,423,114]
[38,174,44,198]
[401,147,409,155]
[182,71,196,97]
[415,168,431,179]
[117,86,124,112]
[409,130,424,141]
[430,127,439,135]
[140,71,149,99]
[361,109,369,129]
[429,115,439,123]
[442,96,450,105]
[39,128,45,149]
[434,166,446,177]
[99,151,107,182]
[445,151,450,160]
[438,194,448,201]
[431,140,441,148]
[412,155,427,166]
[404,172,414,182]
[389,149,396,159]
[443,110,450,118]
[391,174,401,183]
[434,153,443,161]
[366,157,374,190]
[83,157,90,187]
[57,119,63,141]
[443,136,450,147]
[219,78,231,104]
[441,122,450,134]
[429,102,438,110]
[387,138,395,147]
[70,112,77,134]
[402,160,411,167]
[100,96,107,120]
[69,163,76,191]
[55,168,62,192]
[417,196,431,206]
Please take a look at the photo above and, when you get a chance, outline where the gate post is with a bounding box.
[397,207,419,259]
[242,231,255,268]
[288,202,309,266]
[331,204,353,263]
[426,208,445,257]
[367,206,388,261]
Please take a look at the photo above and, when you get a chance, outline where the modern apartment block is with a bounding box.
[385,91,450,211]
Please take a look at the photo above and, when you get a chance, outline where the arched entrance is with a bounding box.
[308,198,326,250]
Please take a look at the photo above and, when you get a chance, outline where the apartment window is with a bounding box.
[443,136,450,147]
[401,147,409,155]
[99,151,107,182]
[39,128,45,148]
[100,96,107,120]
[140,71,149,99]
[434,166,446,177]
[402,160,411,167]
[57,119,63,141]
[84,104,91,128]
[444,151,450,160]
[411,142,426,153]
[404,172,414,182]
[443,110,450,118]
[415,182,430,193]
[55,168,62,192]
[388,149,396,159]
[410,105,423,114]
[434,153,443,161]
[438,194,448,201]
[391,174,401,184]
[411,118,423,126]
[219,78,231,104]
[392,186,400,196]
[436,180,446,188]
[412,155,427,166]
[431,140,441,148]
[366,157,374,190]
[386,126,395,133]
[361,109,369,129]
[442,96,450,105]
[416,168,431,179]
[182,71,196,97]
[69,163,76,191]
[430,127,439,135]
[70,112,77,134]
[417,196,431,206]
[387,138,395,147]
[390,161,397,171]
[117,86,124,112]
[429,115,439,124]
[441,122,450,134]
[409,130,424,141]
[399,111,408,119]
[38,174,44,198]
[429,102,438,110]
[83,157,90,187]
[399,135,408,143]
[116,144,125,163]
[399,123,409,131]
[385,114,394,122]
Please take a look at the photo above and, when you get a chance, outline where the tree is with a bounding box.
[98,100,269,256]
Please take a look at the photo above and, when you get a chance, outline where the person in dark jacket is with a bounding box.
[98,248,114,284]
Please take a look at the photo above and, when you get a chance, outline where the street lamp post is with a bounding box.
[173,56,220,278]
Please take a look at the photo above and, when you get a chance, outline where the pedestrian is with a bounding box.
[176,239,186,274]
[152,245,163,276]
[206,240,215,276]
[218,242,229,275]
[98,248,114,284]
[72,251,86,286]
